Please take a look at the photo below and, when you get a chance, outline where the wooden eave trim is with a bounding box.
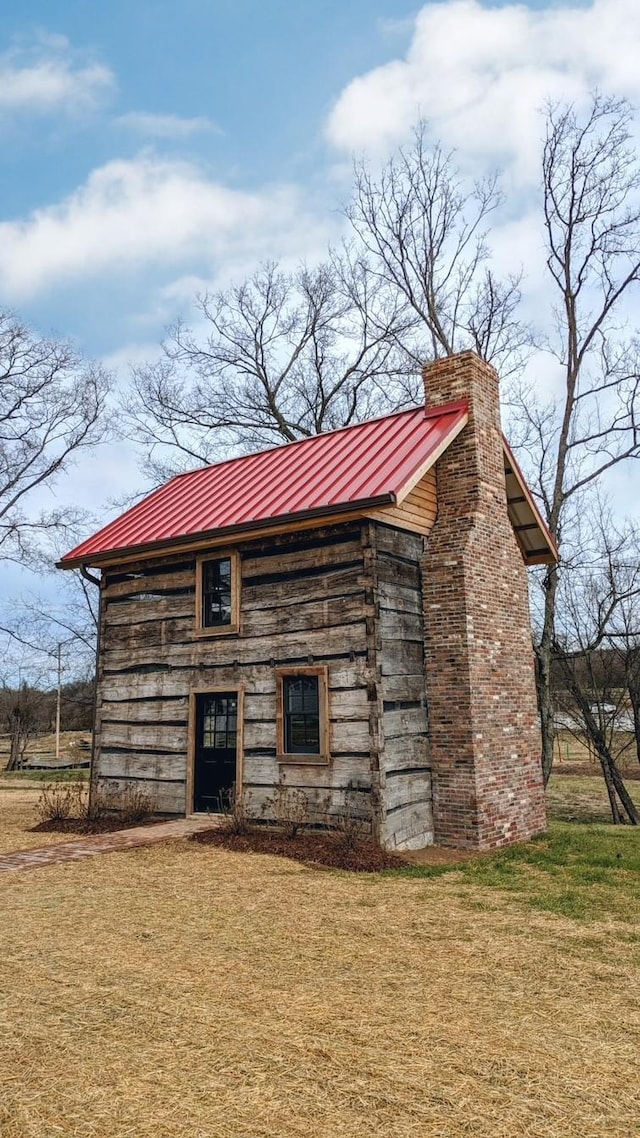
[56,494,395,572]
[524,551,557,566]
[394,406,469,504]
[503,437,559,564]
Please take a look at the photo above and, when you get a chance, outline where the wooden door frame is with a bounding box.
[187,685,244,815]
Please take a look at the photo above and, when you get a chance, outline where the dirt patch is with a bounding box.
[31,815,172,836]
[192,827,407,871]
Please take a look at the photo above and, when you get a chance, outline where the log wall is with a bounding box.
[369,524,434,850]
[93,519,434,848]
[95,525,380,828]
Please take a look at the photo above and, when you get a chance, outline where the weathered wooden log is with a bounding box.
[92,517,434,846]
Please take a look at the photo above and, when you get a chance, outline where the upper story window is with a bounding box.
[196,552,240,636]
[203,557,231,626]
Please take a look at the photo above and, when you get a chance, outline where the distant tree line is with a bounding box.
[1,679,94,771]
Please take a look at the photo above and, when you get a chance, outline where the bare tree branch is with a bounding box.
[0,311,111,563]
[508,93,640,783]
[345,123,531,374]
[124,255,417,483]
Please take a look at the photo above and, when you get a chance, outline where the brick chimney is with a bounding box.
[421,352,546,849]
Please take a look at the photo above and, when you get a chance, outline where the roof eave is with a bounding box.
[56,492,397,571]
[503,437,559,565]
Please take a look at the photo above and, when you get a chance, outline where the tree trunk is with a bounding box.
[6,723,22,772]
[631,686,640,769]
[599,757,623,824]
[627,650,640,768]
[537,565,559,786]
[596,745,639,825]
[607,756,639,825]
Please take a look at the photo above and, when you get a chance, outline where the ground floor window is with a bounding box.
[276,666,329,764]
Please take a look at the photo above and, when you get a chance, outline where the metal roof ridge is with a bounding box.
[423,398,468,420]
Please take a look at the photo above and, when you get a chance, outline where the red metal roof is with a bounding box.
[59,401,469,567]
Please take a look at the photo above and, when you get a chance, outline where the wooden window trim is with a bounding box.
[275,666,330,766]
[194,551,241,638]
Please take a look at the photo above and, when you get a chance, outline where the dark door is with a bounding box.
[193,692,238,813]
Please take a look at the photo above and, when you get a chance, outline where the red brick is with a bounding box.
[421,352,546,850]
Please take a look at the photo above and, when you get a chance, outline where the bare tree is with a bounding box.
[0,311,110,564]
[125,125,530,487]
[122,102,640,800]
[346,123,529,373]
[0,577,98,770]
[3,695,36,771]
[0,663,94,771]
[125,253,416,483]
[553,504,640,823]
[0,653,50,772]
[0,564,100,691]
[605,574,640,771]
[510,93,640,783]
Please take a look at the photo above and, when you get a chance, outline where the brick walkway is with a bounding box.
[0,816,222,873]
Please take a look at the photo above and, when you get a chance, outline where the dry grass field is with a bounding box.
[0,775,639,1138]
[547,771,640,824]
[0,786,85,855]
[554,728,638,773]
[0,730,91,767]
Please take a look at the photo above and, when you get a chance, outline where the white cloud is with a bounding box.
[0,34,115,115]
[101,341,162,377]
[0,154,334,298]
[326,0,640,181]
[116,111,221,139]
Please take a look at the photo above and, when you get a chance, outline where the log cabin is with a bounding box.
[59,352,557,851]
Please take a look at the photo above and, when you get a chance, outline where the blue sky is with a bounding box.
[2,0,640,676]
[0,1,425,358]
[2,1,416,209]
[3,0,608,355]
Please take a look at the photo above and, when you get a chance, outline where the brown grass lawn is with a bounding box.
[554,728,638,773]
[0,778,639,1138]
[0,786,86,855]
[548,771,640,824]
